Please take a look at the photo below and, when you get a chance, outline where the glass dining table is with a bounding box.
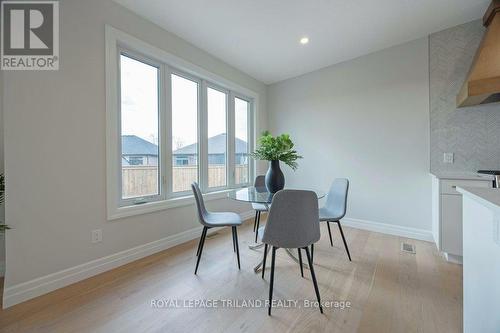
[228,186,325,273]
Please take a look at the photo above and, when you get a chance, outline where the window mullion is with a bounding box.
[227,92,236,188]
[163,64,173,198]
[200,80,209,192]
[249,99,255,185]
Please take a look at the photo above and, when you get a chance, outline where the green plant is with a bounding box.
[250,131,303,170]
[0,173,9,233]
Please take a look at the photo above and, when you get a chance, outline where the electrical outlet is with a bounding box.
[443,152,454,164]
[91,229,102,243]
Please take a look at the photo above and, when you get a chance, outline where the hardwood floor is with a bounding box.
[0,218,462,333]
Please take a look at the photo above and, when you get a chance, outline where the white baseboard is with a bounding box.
[342,218,434,242]
[443,252,463,265]
[3,211,254,308]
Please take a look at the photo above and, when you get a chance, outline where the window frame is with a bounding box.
[106,26,257,220]
[205,83,230,192]
[117,49,166,207]
[233,94,253,186]
[168,69,202,198]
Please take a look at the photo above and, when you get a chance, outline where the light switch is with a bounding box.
[443,153,454,164]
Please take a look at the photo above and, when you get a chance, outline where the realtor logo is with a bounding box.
[1,1,59,70]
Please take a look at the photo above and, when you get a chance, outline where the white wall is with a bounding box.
[2,0,266,304]
[267,37,431,232]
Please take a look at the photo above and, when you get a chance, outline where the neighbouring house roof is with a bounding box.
[173,133,247,155]
[122,135,158,156]
[122,134,248,157]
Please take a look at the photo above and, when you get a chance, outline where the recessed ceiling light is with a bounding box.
[300,37,309,45]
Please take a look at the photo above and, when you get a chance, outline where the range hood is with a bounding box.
[457,0,500,107]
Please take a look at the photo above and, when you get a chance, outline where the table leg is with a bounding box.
[249,240,266,272]
[248,242,265,250]
[252,246,309,273]
[253,244,269,273]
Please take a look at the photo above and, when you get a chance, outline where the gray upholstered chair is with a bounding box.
[191,182,242,274]
[258,190,323,315]
[319,178,351,261]
[252,175,268,242]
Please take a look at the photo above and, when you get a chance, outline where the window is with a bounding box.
[207,87,228,189]
[127,156,144,166]
[171,73,199,193]
[235,97,250,185]
[175,157,189,166]
[106,26,256,218]
[119,54,160,201]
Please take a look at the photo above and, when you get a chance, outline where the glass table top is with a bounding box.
[228,186,325,204]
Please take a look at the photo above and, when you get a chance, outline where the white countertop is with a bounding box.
[456,187,500,212]
[430,171,493,181]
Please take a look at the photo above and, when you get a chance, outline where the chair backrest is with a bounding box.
[254,175,265,187]
[262,190,320,248]
[191,182,209,226]
[324,178,349,220]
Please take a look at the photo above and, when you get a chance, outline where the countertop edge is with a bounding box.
[430,172,494,181]
[456,187,500,212]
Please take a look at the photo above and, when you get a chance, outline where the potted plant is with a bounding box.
[0,173,9,233]
[250,131,302,193]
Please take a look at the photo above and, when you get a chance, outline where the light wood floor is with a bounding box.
[0,218,462,333]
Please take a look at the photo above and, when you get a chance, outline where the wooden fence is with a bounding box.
[122,165,249,198]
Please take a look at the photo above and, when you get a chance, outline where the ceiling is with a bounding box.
[114,0,490,84]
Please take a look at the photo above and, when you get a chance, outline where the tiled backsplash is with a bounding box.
[430,20,500,173]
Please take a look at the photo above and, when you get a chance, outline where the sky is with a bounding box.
[120,54,249,151]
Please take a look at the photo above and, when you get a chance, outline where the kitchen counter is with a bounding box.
[456,187,500,212]
[458,186,500,333]
[430,171,493,181]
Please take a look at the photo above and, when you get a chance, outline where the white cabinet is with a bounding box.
[440,194,463,255]
[431,174,491,263]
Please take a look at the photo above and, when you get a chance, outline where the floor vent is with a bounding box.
[401,242,416,254]
[206,232,219,239]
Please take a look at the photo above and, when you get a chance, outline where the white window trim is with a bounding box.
[105,25,258,220]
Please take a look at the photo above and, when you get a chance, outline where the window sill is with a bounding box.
[107,189,238,221]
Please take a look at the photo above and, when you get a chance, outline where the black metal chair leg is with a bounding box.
[337,221,352,261]
[232,227,236,252]
[255,211,261,243]
[233,226,241,269]
[253,211,258,232]
[195,227,208,274]
[268,246,277,316]
[298,248,304,277]
[196,226,207,257]
[311,243,314,264]
[326,221,333,247]
[304,247,323,314]
[262,243,268,279]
